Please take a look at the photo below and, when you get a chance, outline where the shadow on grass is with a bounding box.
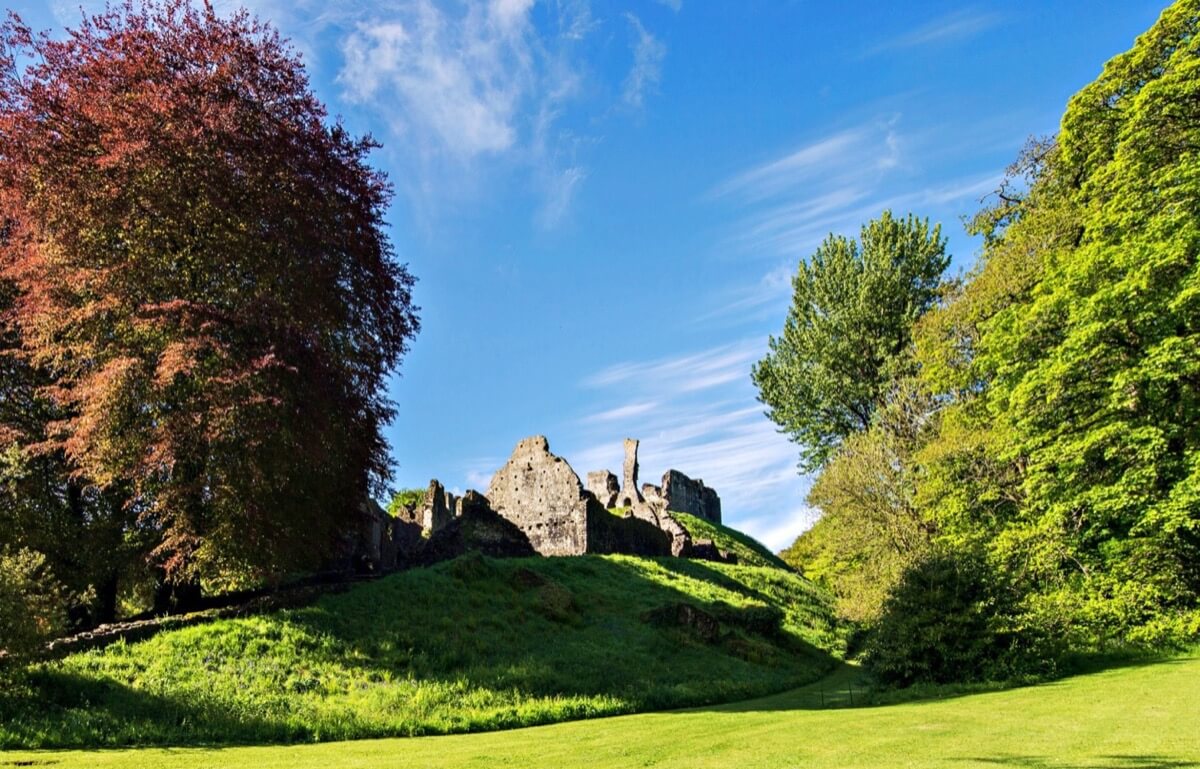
[283,553,843,708]
[699,650,1199,715]
[0,669,297,749]
[960,756,1198,768]
[7,553,1193,750]
[0,553,845,750]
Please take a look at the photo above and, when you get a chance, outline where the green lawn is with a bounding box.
[3,654,1195,768]
[0,554,844,748]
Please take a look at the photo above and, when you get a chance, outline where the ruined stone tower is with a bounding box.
[619,438,644,507]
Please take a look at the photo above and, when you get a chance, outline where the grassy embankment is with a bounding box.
[672,512,792,569]
[4,653,1196,768]
[0,553,842,748]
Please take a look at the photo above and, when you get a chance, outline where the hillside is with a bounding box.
[4,652,1196,768]
[0,554,844,748]
[672,513,792,570]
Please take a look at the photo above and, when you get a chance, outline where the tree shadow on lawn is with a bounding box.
[8,555,1194,749]
[0,669,298,749]
[700,652,1198,715]
[959,755,1198,768]
[281,553,842,707]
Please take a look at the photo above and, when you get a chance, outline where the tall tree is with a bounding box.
[784,378,936,622]
[0,1,419,587]
[971,0,1200,639]
[752,211,949,471]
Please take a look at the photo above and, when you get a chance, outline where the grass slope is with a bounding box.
[5,654,1196,768]
[673,513,792,570]
[0,554,843,748]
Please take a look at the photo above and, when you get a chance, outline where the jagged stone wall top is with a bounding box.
[422,479,453,534]
[662,469,722,525]
[487,435,589,555]
[587,470,619,508]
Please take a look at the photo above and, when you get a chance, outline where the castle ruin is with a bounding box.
[352,435,730,570]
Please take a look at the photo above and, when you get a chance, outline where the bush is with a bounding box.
[387,488,427,516]
[862,551,1031,686]
[0,548,68,656]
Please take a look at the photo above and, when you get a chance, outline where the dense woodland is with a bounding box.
[764,1,1200,682]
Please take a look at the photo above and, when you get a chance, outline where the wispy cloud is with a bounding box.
[728,169,999,260]
[711,120,902,204]
[622,13,666,109]
[536,164,588,228]
[653,0,682,11]
[583,402,660,423]
[583,339,761,392]
[712,128,871,201]
[331,0,672,226]
[865,8,1002,56]
[700,103,1011,337]
[696,262,794,324]
[339,1,538,159]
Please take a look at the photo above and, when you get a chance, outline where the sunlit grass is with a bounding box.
[673,513,792,570]
[0,554,844,748]
[5,653,1196,768]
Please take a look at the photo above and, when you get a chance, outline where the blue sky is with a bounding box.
[12,0,1170,550]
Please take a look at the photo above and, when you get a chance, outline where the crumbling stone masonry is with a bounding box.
[585,437,724,555]
[661,470,722,525]
[422,479,454,533]
[619,438,644,507]
[586,470,620,508]
[487,436,670,557]
[349,434,725,571]
[487,436,591,556]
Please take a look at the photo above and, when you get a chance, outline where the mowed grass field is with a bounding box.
[3,654,1195,769]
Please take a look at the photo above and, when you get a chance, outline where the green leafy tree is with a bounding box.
[783,378,936,622]
[752,211,949,471]
[907,1,1200,659]
[862,550,1030,685]
[0,547,68,656]
[387,488,427,517]
[970,0,1200,643]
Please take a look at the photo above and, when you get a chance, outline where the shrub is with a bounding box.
[387,488,427,516]
[0,548,68,657]
[862,551,1030,685]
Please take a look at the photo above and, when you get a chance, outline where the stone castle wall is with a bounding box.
[661,470,722,525]
[486,436,590,556]
[351,435,724,569]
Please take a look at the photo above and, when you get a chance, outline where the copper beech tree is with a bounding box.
[0,2,419,589]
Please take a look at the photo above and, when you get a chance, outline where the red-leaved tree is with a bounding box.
[0,1,419,587]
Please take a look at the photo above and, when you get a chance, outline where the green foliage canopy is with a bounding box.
[795,379,936,622]
[971,0,1200,642]
[0,548,67,656]
[787,2,1200,678]
[752,211,949,471]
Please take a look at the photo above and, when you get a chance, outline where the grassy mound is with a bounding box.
[673,513,792,570]
[0,554,844,748]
